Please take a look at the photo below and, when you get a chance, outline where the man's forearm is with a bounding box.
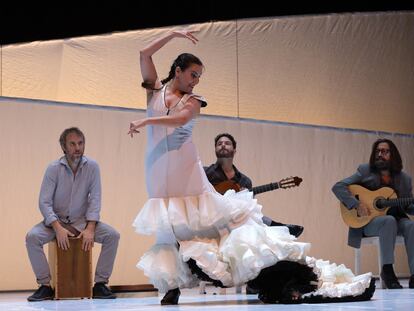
[86,221,96,231]
[51,220,63,231]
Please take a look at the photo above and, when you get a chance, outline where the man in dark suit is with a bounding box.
[332,138,414,289]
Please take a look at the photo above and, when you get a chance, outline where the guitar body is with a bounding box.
[340,185,414,228]
[214,180,242,195]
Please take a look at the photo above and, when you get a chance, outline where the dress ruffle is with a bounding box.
[303,257,373,298]
[246,259,374,304]
[133,189,264,241]
[133,189,311,291]
[137,244,198,293]
[220,222,311,285]
[133,189,373,299]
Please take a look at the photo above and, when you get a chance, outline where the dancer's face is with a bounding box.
[175,64,202,93]
[215,136,236,159]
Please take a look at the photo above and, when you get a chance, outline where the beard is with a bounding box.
[67,153,83,165]
[216,149,235,159]
[374,157,390,170]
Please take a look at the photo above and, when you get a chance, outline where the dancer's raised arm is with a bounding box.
[140,30,199,90]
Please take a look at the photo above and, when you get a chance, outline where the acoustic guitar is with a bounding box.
[340,185,414,228]
[214,176,303,195]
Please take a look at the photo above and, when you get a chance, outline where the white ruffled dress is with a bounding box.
[133,86,372,297]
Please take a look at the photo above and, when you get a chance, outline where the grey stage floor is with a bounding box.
[1,280,414,311]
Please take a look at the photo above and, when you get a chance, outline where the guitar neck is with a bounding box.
[377,197,414,208]
[252,182,279,195]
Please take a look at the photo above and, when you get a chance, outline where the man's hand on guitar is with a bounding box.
[340,185,414,228]
[356,202,371,217]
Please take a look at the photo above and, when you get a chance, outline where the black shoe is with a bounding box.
[269,221,304,238]
[27,285,54,302]
[286,225,304,238]
[409,275,414,289]
[246,284,259,295]
[93,282,116,299]
[380,270,402,289]
[161,288,180,305]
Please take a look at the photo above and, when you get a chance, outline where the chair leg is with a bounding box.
[377,241,384,289]
[355,248,361,275]
[199,281,206,294]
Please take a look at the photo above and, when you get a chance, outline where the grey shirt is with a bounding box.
[39,156,101,231]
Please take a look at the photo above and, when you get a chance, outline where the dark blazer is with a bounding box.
[332,163,414,248]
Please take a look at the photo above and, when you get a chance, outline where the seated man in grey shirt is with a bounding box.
[26,127,120,301]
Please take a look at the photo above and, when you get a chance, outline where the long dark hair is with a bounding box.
[142,53,203,90]
[369,138,402,174]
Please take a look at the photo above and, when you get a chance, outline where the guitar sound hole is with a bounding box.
[374,198,386,210]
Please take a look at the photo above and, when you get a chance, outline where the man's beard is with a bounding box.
[68,153,83,165]
[374,158,390,170]
[216,149,235,159]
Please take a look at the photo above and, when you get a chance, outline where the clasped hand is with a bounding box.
[172,29,199,44]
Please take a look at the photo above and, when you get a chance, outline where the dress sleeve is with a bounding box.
[186,93,207,107]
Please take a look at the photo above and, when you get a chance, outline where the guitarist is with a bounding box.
[332,138,414,289]
[204,133,304,238]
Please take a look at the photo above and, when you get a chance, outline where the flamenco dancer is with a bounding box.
[128,29,375,305]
